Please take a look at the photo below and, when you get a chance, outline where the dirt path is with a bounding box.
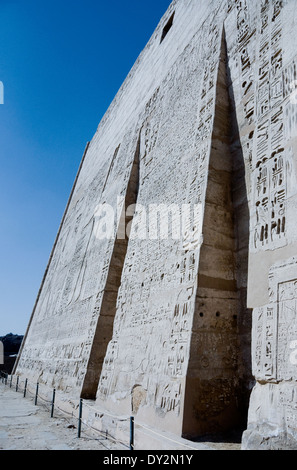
[0,385,122,450]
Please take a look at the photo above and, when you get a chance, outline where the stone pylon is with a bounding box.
[15,0,297,450]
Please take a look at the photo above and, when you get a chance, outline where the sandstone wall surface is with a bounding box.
[15,0,297,449]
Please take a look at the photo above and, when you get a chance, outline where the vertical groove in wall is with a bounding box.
[182,28,252,439]
[80,136,140,399]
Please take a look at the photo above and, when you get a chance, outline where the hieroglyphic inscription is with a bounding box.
[253,271,297,383]
[254,156,286,248]
[159,382,182,415]
[252,0,287,251]
[277,279,297,381]
[253,304,277,380]
[96,13,222,415]
[167,303,189,377]
[279,383,297,431]
[99,340,118,397]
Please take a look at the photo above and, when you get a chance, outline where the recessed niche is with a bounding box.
[160,12,175,43]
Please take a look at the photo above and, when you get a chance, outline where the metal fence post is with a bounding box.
[24,379,28,398]
[16,376,19,392]
[130,416,134,451]
[78,399,83,438]
[35,382,39,405]
[51,389,56,418]
[10,375,12,388]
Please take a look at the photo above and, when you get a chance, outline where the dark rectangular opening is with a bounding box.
[160,12,175,43]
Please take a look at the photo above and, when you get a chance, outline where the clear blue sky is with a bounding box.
[0,0,172,336]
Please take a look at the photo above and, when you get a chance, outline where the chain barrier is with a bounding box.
[0,371,198,451]
[0,371,129,450]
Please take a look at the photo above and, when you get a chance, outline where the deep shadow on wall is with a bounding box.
[182,29,253,440]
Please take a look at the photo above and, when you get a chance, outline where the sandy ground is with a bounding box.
[0,384,241,451]
[0,385,124,451]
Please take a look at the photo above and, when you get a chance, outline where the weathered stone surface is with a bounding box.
[14,0,297,449]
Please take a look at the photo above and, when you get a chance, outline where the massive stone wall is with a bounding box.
[15,0,297,449]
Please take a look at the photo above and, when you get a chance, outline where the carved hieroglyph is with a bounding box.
[241,257,297,449]
[14,0,297,449]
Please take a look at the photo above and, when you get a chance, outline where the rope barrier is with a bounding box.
[78,430,112,450]
[0,371,199,450]
[80,418,129,449]
[81,399,130,422]
[135,421,198,450]
[0,373,130,449]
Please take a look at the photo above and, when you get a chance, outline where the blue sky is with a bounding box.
[0,0,172,336]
